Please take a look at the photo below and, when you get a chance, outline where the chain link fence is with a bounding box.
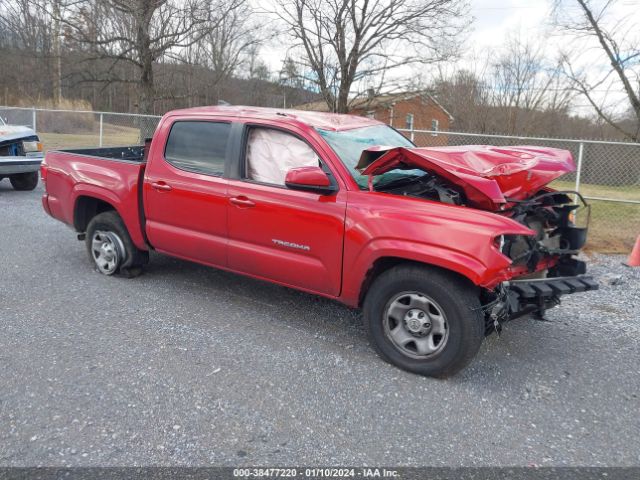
[0,106,161,151]
[1,105,638,252]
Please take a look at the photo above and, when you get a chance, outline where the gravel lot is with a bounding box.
[1,182,639,467]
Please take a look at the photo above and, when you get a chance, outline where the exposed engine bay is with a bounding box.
[377,172,466,206]
[378,173,590,273]
[498,189,590,274]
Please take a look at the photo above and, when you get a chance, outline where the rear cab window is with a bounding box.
[164,121,231,176]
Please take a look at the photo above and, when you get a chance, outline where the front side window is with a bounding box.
[245,128,320,186]
[317,124,418,189]
[164,121,230,176]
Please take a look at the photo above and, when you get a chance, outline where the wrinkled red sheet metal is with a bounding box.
[358,145,575,210]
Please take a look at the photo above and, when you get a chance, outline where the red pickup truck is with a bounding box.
[41,106,597,377]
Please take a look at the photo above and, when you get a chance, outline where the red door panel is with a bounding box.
[144,166,228,266]
[143,118,230,267]
[227,180,346,296]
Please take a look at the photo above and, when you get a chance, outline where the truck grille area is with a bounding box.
[0,136,38,157]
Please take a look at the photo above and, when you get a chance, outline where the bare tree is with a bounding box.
[0,0,55,100]
[274,0,468,113]
[279,57,304,90]
[431,68,492,132]
[58,0,246,113]
[0,0,51,52]
[554,0,640,141]
[202,1,260,86]
[176,0,261,102]
[48,0,71,104]
[491,34,572,135]
[429,36,574,137]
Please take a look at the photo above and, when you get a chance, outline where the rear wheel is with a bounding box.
[10,172,38,191]
[85,211,148,277]
[364,264,484,378]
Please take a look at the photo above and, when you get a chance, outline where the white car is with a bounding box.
[0,116,44,190]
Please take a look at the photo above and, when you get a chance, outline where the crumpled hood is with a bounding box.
[0,124,37,143]
[357,145,575,210]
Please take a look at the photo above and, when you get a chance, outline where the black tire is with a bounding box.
[85,211,148,277]
[363,264,484,378]
[10,172,38,191]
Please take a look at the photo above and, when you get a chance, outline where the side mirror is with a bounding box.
[285,166,336,195]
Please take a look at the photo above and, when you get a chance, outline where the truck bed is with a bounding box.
[57,145,145,163]
[42,146,148,250]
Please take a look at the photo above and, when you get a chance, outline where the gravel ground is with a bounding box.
[0,182,639,467]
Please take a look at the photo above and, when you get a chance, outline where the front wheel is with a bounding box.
[10,172,38,191]
[364,265,484,378]
[85,211,148,277]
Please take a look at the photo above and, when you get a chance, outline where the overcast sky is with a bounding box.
[259,0,559,70]
[468,0,639,61]
[259,0,640,115]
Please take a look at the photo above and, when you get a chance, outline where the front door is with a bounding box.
[144,119,231,267]
[227,126,346,296]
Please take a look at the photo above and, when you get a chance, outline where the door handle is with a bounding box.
[230,196,256,208]
[151,181,172,192]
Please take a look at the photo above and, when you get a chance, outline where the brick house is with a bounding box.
[296,91,453,145]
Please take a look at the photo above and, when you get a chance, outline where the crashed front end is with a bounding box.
[358,145,599,334]
[482,188,598,335]
[0,123,44,177]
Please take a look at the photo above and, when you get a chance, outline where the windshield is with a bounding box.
[317,124,422,189]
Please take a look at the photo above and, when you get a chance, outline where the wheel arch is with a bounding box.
[74,195,117,232]
[356,256,479,308]
[70,184,147,250]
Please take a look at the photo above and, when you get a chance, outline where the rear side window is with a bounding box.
[164,121,230,176]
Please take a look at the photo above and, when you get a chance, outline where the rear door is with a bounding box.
[143,118,231,267]
[226,124,347,296]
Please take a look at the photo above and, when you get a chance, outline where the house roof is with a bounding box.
[296,91,454,121]
[167,105,383,131]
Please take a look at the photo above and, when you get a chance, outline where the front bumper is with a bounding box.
[509,276,599,303]
[485,275,599,335]
[0,155,43,175]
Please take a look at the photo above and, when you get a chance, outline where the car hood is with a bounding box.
[357,145,575,210]
[0,124,37,143]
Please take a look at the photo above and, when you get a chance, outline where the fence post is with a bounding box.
[575,142,584,194]
[573,142,585,219]
[99,113,104,147]
[32,107,37,131]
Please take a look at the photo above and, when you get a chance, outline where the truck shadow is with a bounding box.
[0,180,34,194]
[59,237,612,389]
[142,251,367,344]
[138,251,576,384]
